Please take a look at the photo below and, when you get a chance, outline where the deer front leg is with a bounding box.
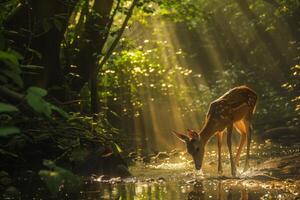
[217,132,223,174]
[244,124,252,171]
[227,124,236,177]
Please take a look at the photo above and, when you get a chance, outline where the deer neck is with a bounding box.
[199,118,216,144]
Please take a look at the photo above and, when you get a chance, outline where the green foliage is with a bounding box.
[0,0,18,22]
[0,100,20,138]
[0,50,23,88]
[114,142,123,153]
[25,87,51,117]
[25,86,69,118]
[0,102,18,113]
[0,126,20,137]
[39,160,82,196]
[69,147,89,162]
[100,38,197,117]
[282,64,300,125]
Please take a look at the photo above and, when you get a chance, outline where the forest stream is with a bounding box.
[79,142,300,200]
[1,0,300,199]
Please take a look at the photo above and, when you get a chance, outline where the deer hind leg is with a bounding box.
[227,123,236,177]
[233,121,247,167]
[217,131,224,173]
[244,117,253,171]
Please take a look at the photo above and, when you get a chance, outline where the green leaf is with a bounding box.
[27,95,52,117]
[0,126,20,137]
[0,102,19,113]
[20,64,44,70]
[50,105,69,118]
[27,48,42,59]
[27,86,48,97]
[114,143,123,153]
[9,50,24,60]
[0,51,18,66]
[39,160,83,195]
[0,69,23,87]
[25,87,51,117]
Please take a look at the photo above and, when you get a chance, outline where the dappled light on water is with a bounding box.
[81,143,300,199]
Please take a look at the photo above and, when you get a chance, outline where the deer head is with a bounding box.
[173,129,205,170]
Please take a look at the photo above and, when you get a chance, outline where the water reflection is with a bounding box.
[80,178,299,200]
[80,144,300,199]
[187,181,205,200]
[187,180,250,200]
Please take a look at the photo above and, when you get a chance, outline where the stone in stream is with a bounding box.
[97,175,110,182]
[109,177,122,184]
[170,149,180,157]
[116,164,131,177]
[154,152,170,160]
[127,152,137,159]
[145,178,155,182]
[260,126,300,144]
[157,177,166,183]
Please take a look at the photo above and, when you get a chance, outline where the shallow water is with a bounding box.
[81,142,300,200]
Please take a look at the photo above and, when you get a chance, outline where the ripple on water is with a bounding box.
[83,147,300,200]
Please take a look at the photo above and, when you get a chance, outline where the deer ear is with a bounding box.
[172,131,190,142]
[187,129,198,139]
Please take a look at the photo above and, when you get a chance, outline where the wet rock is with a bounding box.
[181,151,188,157]
[170,149,177,154]
[97,175,110,182]
[109,177,122,184]
[171,152,180,157]
[128,152,137,159]
[157,177,166,182]
[254,152,300,179]
[145,178,155,182]
[261,127,300,144]
[116,164,131,178]
[170,149,180,157]
[155,152,170,160]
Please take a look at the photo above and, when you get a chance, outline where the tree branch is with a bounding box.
[97,0,138,73]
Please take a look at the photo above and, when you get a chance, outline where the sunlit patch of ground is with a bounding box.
[83,142,300,199]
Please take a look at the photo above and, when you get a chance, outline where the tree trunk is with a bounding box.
[4,0,78,94]
[68,0,114,93]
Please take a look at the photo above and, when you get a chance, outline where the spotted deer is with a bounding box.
[173,85,257,176]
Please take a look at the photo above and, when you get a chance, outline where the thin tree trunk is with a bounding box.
[90,0,138,114]
[4,0,78,94]
[69,0,114,93]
